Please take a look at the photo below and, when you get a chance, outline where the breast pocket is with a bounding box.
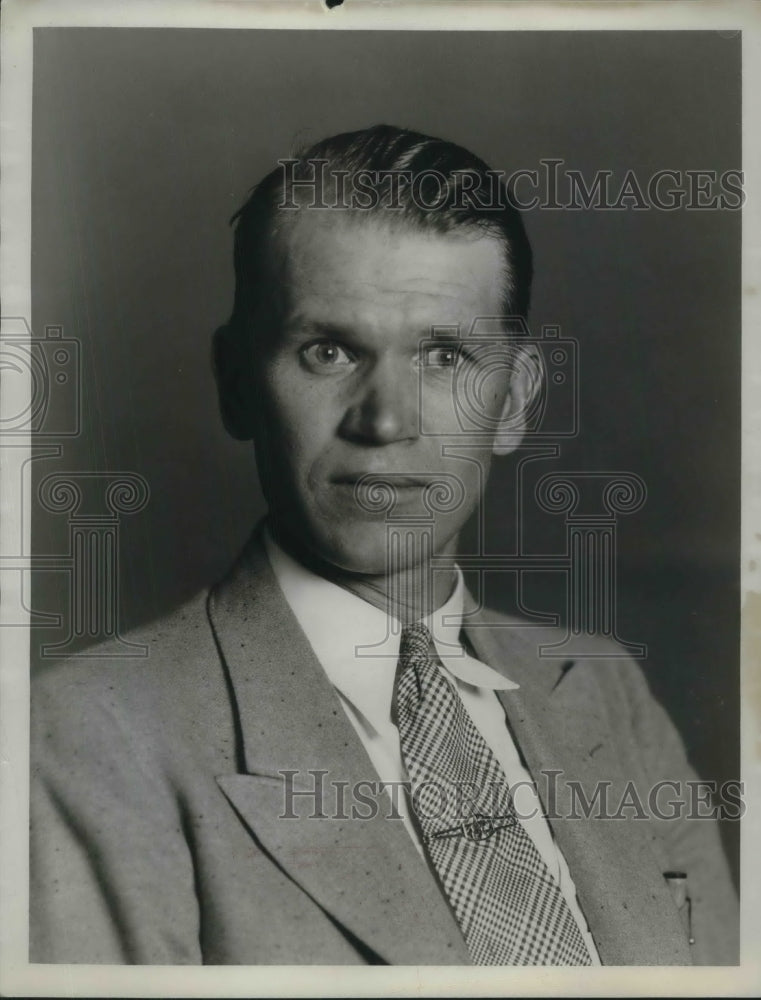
[663,871,695,947]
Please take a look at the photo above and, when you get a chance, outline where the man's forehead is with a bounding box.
[274,210,506,324]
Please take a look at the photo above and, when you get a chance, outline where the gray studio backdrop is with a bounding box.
[30,29,740,878]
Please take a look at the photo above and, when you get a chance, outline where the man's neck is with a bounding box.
[267,523,458,624]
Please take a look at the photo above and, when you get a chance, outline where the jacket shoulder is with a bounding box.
[475,604,650,691]
[31,589,232,766]
[33,589,213,688]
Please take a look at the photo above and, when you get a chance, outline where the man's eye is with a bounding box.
[300,340,355,372]
[422,345,465,369]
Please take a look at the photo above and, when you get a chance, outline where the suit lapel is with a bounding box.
[207,534,470,965]
[209,535,690,966]
[463,608,692,965]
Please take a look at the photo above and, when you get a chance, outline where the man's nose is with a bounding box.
[338,362,418,445]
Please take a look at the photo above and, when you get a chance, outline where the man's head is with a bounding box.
[214,124,540,579]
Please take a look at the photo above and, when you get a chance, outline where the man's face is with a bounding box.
[250,212,519,576]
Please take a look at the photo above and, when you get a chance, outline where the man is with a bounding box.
[30,125,738,965]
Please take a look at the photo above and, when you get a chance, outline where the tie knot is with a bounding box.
[400,622,433,666]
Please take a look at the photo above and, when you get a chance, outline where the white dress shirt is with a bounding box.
[263,529,600,963]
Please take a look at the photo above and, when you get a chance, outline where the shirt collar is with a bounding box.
[262,526,518,728]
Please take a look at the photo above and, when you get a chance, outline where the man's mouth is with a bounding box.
[332,473,431,489]
[330,473,436,516]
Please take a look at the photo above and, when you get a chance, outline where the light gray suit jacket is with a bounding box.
[30,532,739,965]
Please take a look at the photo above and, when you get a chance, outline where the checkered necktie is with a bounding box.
[395,622,593,966]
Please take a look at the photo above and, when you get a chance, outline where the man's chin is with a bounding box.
[327,520,465,578]
[281,520,438,579]
[312,530,403,580]
[267,500,462,575]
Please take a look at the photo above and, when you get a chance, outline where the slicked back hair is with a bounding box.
[224,124,533,345]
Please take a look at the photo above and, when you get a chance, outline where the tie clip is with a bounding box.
[428,813,516,844]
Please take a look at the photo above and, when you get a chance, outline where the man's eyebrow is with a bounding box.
[283,318,353,340]
[284,318,462,344]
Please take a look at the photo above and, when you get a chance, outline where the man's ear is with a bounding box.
[492,342,543,456]
[212,323,256,441]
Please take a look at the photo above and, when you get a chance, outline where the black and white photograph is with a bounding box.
[1,0,759,995]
